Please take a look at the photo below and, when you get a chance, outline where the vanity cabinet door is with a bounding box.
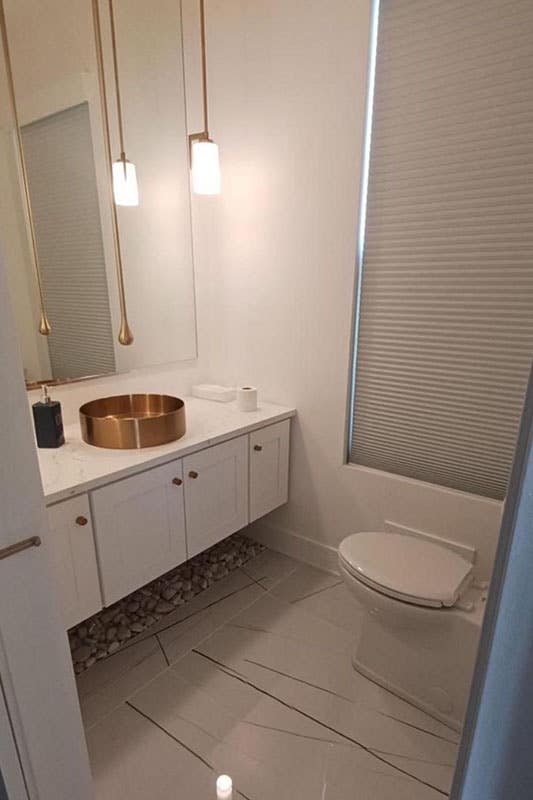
[249,419,290,522]
[91,460,187,606]
[183,436,248,558]
[46,495,102,629]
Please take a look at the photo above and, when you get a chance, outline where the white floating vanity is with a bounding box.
[37,398,295,629]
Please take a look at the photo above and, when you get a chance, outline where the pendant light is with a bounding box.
[92,0,133,345]
[108,0,139,206]
[189,0,221,195]
[0,0,51,336]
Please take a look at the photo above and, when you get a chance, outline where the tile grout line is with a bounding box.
[125,700,253,800]
[191,649,447,797]
[86,578,260,664]
[161,579,270,668]
[288,580,344,604]
[239,570,271,591]
[81,577,270,732]
[71,536,267,675]
[227,622,352,659]
[240,561,299,592]
[257,566,300,594]
[81,641,172,733]
[78,636,163,705]
[241,657,458,745]
[240,569,459,745]
[241,719,452,768]
[155,633,170,668]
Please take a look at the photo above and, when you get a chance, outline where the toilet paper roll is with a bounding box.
[236,386,258,412]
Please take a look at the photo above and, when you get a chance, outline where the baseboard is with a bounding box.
[245,519,340,575]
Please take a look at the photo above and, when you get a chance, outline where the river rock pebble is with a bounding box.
[130,622,145,634]
[68,533,264,675]
[161,586,177,602]
[72,645,92,663]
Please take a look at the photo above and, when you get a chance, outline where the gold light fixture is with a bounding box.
[0,0,51,336]
[92,0,133,345]
[189,0,221,195]
[107,0,139,206]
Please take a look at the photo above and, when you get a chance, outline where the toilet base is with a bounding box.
[352,654,461,732]
[350,587,485,732]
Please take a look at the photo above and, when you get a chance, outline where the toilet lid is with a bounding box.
[339,532,473,608]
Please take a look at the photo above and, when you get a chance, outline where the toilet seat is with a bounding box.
[339,532,473,608]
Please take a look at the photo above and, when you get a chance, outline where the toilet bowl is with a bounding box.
[339,531,484,731]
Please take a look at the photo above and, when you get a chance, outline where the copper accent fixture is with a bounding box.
[0,0,51,336]
[189,0,221,194]
[92,0,134,345]
[107,0,139,207]
[79,394,186,449]
[75,516,89,526]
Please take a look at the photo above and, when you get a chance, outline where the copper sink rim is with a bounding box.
[79,393,186,449]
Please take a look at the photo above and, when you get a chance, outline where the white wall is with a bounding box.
[184,0,502,579]
[14,0,503,581]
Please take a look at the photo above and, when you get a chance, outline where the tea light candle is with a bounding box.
[216,774,233,799]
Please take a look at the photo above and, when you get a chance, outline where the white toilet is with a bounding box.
[339,531,484,731]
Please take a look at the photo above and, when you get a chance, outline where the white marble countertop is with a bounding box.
[38,397,296,505]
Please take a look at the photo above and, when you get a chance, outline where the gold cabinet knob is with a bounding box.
[254,444,263,452]
[172,477,182,486]
[75,516,88,527]
[188,470,199,479]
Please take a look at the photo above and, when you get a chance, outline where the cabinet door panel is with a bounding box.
[46,495,102,629]
[249,419,290,522]
[91,460,186,606]
[184,437,248,558]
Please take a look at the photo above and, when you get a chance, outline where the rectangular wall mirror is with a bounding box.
[0,0,197,387]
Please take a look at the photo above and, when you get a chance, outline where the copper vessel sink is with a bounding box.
[79,394,186,449]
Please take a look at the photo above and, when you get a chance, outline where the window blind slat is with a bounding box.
[350,0,533,500]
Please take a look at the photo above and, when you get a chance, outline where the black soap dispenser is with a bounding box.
[32,385,65,448]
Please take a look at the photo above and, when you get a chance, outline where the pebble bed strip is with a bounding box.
[68,533,264,674]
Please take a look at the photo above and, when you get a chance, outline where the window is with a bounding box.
[349,0,533,500]
[22,103,116,379]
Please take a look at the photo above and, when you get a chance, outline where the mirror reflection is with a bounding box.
[0,0,197,387]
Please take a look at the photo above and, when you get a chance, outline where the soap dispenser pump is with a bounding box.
[32,385,65,448]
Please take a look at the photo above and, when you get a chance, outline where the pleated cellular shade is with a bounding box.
[22,103,116,380]
[350,0,533,500]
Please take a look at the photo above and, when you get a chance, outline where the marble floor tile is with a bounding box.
[268,563,342,603]
[81,550,460,799]
[156,570,265,664]
[86,703,227,800]
[129,667,324,799]
[269,563,364,633]
[130,654,447,799]
[240,548,300,589]
[192,615,458,793]
[226,591,353,656]
[77,635,167,730]
[199,616,459,737]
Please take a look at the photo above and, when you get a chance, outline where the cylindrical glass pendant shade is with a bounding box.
[112,158,139,206]
[191,139,221,195]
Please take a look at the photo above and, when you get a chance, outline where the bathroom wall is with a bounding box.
[17,0,503,581]
[184,0,503,579]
